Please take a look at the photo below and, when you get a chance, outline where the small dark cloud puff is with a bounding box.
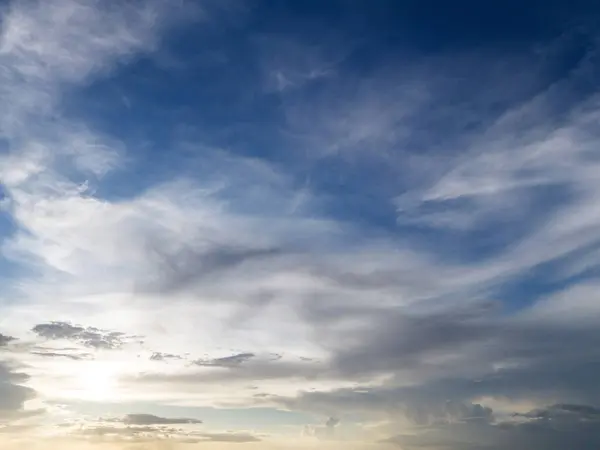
[149,352,183,361]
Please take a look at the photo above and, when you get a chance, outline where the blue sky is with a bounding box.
[1,0,600,449]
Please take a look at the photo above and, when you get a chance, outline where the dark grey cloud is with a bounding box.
[325,307,495,378]
[273,339,600,422]
[318,297,600,396]
[142,243,284,294]
[32,321,141,350]
[0,334,16,347]
[226,291,598,448]
[281,385,497,427]
[131,294,600,421]
[0,362,37,420]
[384,403,600,450]
[122,413,202,425]
[516,403,600,421]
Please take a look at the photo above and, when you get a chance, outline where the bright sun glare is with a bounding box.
[76,362,118,401]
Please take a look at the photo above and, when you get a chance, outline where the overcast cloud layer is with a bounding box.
[1,0,600,448]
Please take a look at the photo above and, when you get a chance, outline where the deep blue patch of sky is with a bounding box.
[57,0,600,265]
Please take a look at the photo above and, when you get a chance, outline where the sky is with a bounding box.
[1,0,600,448]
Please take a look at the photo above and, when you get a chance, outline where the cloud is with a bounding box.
[251,281,600,434]
[1,1,600,448]
[392,36,600,257]
[0,335,16,347]
[30,349,92,361]
[0,362,37,419]
[78,425,161,437]
[149,352,183,362]
[143,245,285,295]
[0,0,191,87]
[0,0,196,185]
[122,414,202,426]
[515,403,600,420]
[130,355,323,391]
[67,413,205,444]
[70,419,260,446]
[194,432,261,443]
[75,424,182,441]
[32,322,141,350]
[194,352,256,368]
[257,33,348,93]
[123,254,600,413]
[304,417,340,440]
[383,403,600,450]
